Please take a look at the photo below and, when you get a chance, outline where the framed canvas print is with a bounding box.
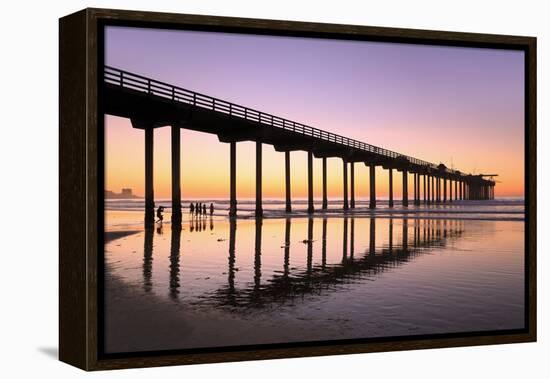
[59,8,536,371]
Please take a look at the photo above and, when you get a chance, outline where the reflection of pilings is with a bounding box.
[424,219,428,241]
[254,219,262,290]
[255,141,263,217]
[144,127,155,227]
[307,151,314,214]
[169,226,182,301]
[322,218,327,268]
[322,157,328,210]
[389,218,393,254]
[228,219,237,292]
[369,218,375,255]
[350,218,355,260]
[285,151,291,213]
[143,228,153,292]
[342,217,348,260]
[402,218,409,252]
[402,170,409,207]
[171,125,182,224]
[210,217,467,309]
[229,141,237,217]
[307,217,314,273]
[414,219,419,247]
[388,168,394,208]
[343,160,349,210]
[369,164,376,209]
[284,218,291,277]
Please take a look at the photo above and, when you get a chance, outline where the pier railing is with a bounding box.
[105,66,445,171]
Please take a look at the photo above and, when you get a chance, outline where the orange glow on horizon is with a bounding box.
[105,116,524,199]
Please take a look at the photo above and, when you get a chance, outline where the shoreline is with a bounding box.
[104,212,524,231]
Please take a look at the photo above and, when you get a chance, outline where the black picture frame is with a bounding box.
[59,8,536,371]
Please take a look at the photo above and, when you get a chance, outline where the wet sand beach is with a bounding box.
[103,203,525,354]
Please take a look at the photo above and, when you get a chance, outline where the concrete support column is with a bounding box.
[426,175,430,204]
[144,127,155,227]
[443,178,447,203]
[171,125,182,225]
[431,176,435,203]
[369,164,376,209]
[449,179,453,203]
[455,180,458,201]
[350,162,355,208]
[308,151,314,214]
[322,157,328,210]
[416,174,420,205]
[413,173,417,206]
[255,142,263,217]
[285,151,291,213]
[388,168,394,208]
[436,177,441,203]
[229,141,237,217]
[423,174,427,204]
[402,170,408,207]
[343,160,349,210]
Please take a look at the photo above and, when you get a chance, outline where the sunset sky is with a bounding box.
[104,26,524,200]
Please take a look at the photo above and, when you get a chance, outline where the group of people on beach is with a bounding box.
[155,202,214,224]
[190,202,214,216]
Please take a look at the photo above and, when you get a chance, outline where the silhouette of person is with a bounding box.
[190,202,194,214]
[210,203,214,216]
[156,206,165,224]
[203,204,207,215]
[195,202,200,215]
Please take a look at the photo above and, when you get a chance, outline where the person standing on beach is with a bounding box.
[190,202,194,214]
[203,204,207,215]
[195,202,200,215]
[210,203,214,216]
[156,206,164,224]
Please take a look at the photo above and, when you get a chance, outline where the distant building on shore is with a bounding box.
[105,188,141,199]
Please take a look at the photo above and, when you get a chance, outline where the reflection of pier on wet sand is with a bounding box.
[212,217,465,310]
[136,216,465,309]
